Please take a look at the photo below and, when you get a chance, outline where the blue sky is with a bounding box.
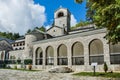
[34,0,87,26]
[0,0,86,35]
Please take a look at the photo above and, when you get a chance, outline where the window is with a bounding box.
[35,47,43,65]
[53,30,56,32]
[57,44,68,65]
[110,54,120,64]
[89,39,104,65]
[46,46,54,65]
[72,42,84,65]
[58,12,64,18]
[110,43,120,64]
[15,48,18,50]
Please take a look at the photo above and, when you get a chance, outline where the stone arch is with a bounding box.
[89,39,104,65]
[15,48,18,50]
[72,42,84,65]
[46,46,54,65]
[57,44,68,65]
[35,47,43,65]
[57,12,64,18]
[110,42,120,64]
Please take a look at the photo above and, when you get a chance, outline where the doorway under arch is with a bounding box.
[110,42,120,64]
[46,46,54,65]
[89,39,104,65]
[72,42,84,65]
[35,47,43,65]
[57,44,68,65]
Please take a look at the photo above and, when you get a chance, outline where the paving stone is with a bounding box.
[0,69,120,80]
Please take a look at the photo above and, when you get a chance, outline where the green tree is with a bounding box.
[27,29,32,33]
[71,21,92,30]
[75,0,83,3]
[38,26,46,32]
[13,33,20,40]
[75,0,120,44]
[6,32,13,39]
[0,31,21,40]
[2,32,7,36]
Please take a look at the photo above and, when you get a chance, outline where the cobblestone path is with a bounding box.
[0,69,74,80]
[0,69,119,80]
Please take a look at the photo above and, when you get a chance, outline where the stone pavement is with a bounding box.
[0,69,119,80]
[0,69,72,80]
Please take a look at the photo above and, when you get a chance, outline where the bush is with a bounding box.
[2,63,6,68]
[17,59,21,64]
[14,65,17,69]
[24,59,32,65]
[104,62,108,73]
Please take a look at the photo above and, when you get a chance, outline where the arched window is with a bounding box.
[89,39,104,65]
[110,42,120,64]
[57,12,64,18]
[72,42,84,65]
[57,44,68,65]
[35,47,43,65]
[46,46,54,65]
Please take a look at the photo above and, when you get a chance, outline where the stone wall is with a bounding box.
[32,28,113,72]
[47,27,64,37]
[0,50,5,60]
[9,50,24,60]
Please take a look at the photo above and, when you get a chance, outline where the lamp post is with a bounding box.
[91,62,97,76]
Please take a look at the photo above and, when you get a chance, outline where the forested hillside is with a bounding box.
[0,32,20,40]
[0,26,46,40]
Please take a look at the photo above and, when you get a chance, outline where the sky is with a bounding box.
[0,0,86,35]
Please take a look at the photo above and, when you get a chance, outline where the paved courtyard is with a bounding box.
[0,69,73,80]
[0,69,119,80]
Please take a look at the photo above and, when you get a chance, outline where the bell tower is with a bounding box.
[47,7,71,37]
[54,7,71,32]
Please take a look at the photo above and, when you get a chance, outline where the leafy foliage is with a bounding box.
[75,0,83,3]
[0,32,20,40]
[24,59,32,65]
[27,26,46,33]
[71,21,92,30]
[75,0,120,44]
[36,26,46,32]
[17,59,21,64]
[27,29,32,33]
